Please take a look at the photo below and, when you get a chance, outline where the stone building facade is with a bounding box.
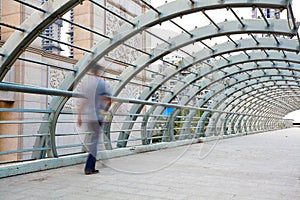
[0,0,149,162]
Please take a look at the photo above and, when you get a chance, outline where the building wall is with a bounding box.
[0,0,147,161]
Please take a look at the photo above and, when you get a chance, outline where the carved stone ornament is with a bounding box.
[49,69,66,89]
[106,3,142,65]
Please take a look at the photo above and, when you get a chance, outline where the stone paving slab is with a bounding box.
[1,128,300,200]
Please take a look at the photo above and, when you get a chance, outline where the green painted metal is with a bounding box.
[34,0,291,150]
[204,79,300,136]
[0,0,298,173]
[116,30,299,147]
[224,90,300,134]
[0,82,83,97]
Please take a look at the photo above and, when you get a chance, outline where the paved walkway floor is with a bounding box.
[1,128,300,200]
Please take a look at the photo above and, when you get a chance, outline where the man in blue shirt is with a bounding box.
[77,66,112,175]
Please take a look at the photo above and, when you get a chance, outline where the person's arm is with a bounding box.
[100,95,113,111]
[77,98,88,127]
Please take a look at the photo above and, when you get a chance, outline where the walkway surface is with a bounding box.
[1,128,300,200]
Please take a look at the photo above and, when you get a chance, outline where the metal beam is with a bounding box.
[117,38,300,144]
[0,0,83,81]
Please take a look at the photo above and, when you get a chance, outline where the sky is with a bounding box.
[150,0,300,122]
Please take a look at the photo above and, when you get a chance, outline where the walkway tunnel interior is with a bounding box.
[0,0,299,176]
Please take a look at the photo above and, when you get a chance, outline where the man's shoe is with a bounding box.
[85,170,99,175]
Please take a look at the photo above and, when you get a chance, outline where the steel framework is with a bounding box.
[0,0,299,175]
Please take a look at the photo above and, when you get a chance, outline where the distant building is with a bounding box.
[42,19,63,54]
[41,0,63,54]
[66,9,74,58]
[252,7,281,20]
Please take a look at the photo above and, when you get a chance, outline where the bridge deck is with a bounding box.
[1,129,300,200]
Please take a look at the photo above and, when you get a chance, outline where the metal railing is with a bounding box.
[0,95,293,165]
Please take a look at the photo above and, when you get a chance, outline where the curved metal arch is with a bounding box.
[151,67,298,132]
[145,66,300,141]
[133,35,300,137]
[226,97,293,134]
[174,51,300,109]
[124,36,300,112]
[218,81,300,117]
[198,84,299,135]
[234,86,298,132]
[113,23,299,115]
[116,37,300,146]
[227,88,300,116]
[113,19,298,96]
[227,85,300,115]
[228,88,300,124]
[121,36,300,118]
[239,110,288,132]
[224,88,300,133]
[223,101,292,134]
[144,59,300,141]
[33,0,291,151]
[239,106,289,133]
[196,72,300,135]
[207,79,300,118]
[147,37,300,109]
[38,0,289,97]
[224,89,300,134]
[204,79,300,136]
[206,95,294,135]
[5,0,291,152]
[0,0,82,81]
[162,59,300,134]
[223,88,300,133]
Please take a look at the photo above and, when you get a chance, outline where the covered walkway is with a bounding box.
[1,128,299,200]
[0,1,300,198]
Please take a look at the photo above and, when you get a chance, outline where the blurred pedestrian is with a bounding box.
[77,65,112,175]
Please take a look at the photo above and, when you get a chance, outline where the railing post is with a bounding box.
[141,113,150,145]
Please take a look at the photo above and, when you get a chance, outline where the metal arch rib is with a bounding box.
[163,57,300,136]
[203,81,300,136]
[221,88,298,132]
[116,35,300,147]
[227,93,297,133]
[224,89,300,133]
[151,61,300,120]
[121,67,300,143]
[26,0,288,151]
[204,78,300,136]
[140,60,300,119]
[133,36,300,107]
[212,78,299,116]
[228,88,300,118]
[113,19,298,96]
[191,64,300,136]
[227,89,300,117]
[41,0,289,97]
[0,0,82,81]
[224,87,300,129]
[149,73,297,137]
[39,1,291,148]
[183,74,300,136]
[114,35,300,127]
[226,89,300,123]
[224,90,300,134]
[186,51,300,106]
[115,35,300,116]
[198,76,300,117]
